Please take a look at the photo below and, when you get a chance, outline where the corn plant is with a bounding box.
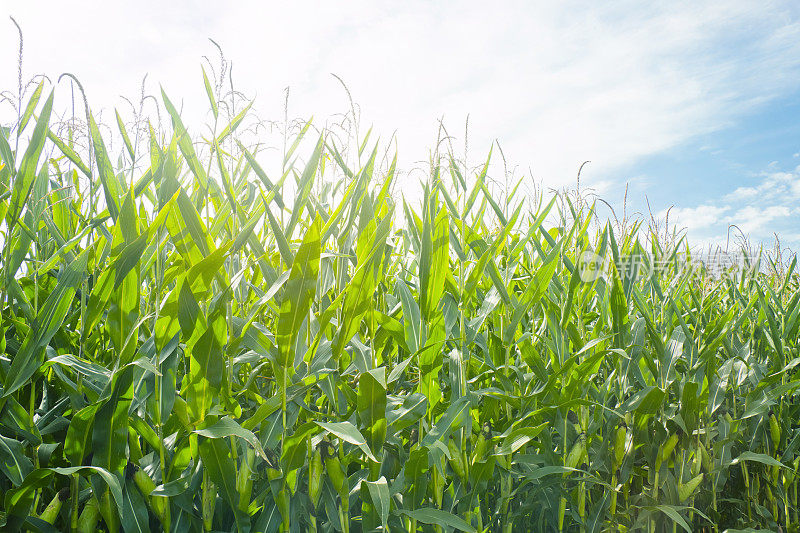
[0,63,799,533]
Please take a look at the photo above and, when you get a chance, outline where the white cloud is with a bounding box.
[732,205,796,234]
[664,166,800,249]
[725,170,799,201]
[666,205,731,232]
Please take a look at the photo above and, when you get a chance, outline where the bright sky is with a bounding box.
[2,1,800,251]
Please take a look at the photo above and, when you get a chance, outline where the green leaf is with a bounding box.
[216,101,252,144]
[610,259,629,349]
[115,110,135,162]
[357,367,387,458]
[195,416,268,460]
[276,216,321,367]
[396,280,423,355]
[4,468,54,517]
[17,80,44,135]
[731,451,791,470]
[647,505,692,533]
[3,250,87,397]
[92,365,134,476]
[463,146,492,217]
[161,88,211,190]
[199,438,249,532]
[185,312,226,424]
[398,508,476,533]
[7,90,54,228]
[50,466,125,520]
[387,393,427,433]
[64,404,98,466]
[89,112,124,221]
[619,385,664,415]
[420,208,449,320]
[280,421,317,473]
[333,210,392,358]
[239,142,284,208]
[422,396,471,447]
[316,421,377,462]
[286,136,324,240]
[493,423,548,456]
[265,206,293,266]
[201,66,218,119]
[163,188,216,264]
[121,476,151,533]
[504,243,560,344]
[365,476,390,530]
[0,434,33,485]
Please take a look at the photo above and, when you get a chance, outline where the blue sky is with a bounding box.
[1,1,799,250]
[605,90,800,250]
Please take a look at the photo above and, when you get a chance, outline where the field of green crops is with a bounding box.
[1,65,799,533]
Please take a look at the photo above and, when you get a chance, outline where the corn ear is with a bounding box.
[99,488,120,533]
[769,410,781,448]
[202,477,216,531]
[700,441,712,473]
[128,462,168,524]
[657,433,679,470]
[564,434,586,476]
[678,473,704,502]
[321,442,347,500]
[614,423,627,469]
[692,447,702,477]
[447,437,467,480]
[237,447,256,513]
[77,496,100,533]
[309,445,324,510]
[38,487,69,525]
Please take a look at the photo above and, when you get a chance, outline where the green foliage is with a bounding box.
[0,69,798,533]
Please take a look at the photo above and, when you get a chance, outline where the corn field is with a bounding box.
[0,66,799,533]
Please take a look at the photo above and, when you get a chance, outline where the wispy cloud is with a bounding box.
[2,1,800,194]
[725,169,800,202]
[664,165,800,249]
[213,0,800,189]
